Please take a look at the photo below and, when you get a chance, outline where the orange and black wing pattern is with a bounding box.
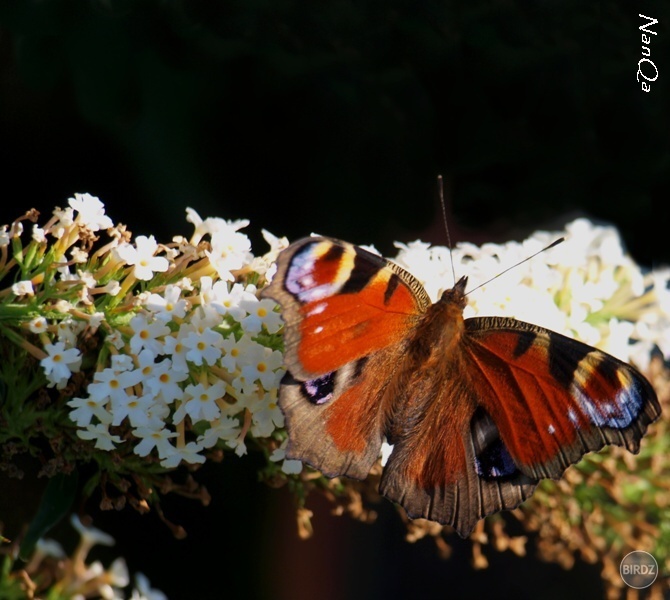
[262,237,430,478]
[463,317,660,480]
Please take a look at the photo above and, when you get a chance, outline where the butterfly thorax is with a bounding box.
[390,275,468,381]
[383,276,471,445]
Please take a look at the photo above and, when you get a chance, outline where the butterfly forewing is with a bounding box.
[263,238,430,380]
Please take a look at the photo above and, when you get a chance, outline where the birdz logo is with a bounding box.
[620,551,658,589]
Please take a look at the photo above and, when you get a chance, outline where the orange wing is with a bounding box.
[463,317,660,479]
[262,237,431,478]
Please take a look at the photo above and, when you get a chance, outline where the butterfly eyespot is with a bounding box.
[301,372,335,405]
[285,243,344,303]
[474,438,518,480]
[470,408,522,481]
[572,384,643,429]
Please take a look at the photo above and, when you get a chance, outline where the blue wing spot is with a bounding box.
[285,242,343,303]
[475,438,518,480]
[573,378,644,430]
[471,408,521,481]
[301,372,335,405]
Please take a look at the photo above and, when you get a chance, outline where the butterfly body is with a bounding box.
[262,237,660,537]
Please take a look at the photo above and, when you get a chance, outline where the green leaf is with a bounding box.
[18,471,78,561]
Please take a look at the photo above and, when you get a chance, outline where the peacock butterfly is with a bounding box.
[261,236,661,537]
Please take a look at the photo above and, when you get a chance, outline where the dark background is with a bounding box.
[0,1,667,599]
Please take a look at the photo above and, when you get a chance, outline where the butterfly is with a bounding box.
[261,237,661,537]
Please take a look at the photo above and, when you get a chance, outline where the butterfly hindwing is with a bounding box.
[379,368,539,537]
[376,310,539,537]
[278,350,404,478]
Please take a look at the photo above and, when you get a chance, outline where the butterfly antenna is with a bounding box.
[437,175,457,286]
[465,237,565,296]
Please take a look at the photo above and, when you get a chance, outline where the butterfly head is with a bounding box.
[439,275,468,309]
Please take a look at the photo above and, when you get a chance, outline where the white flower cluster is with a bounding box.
[68,276,287,467]
[17,193,299,474]
[393,218,668,370]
